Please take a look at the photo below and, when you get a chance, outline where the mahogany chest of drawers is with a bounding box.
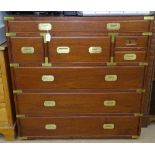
[0,43,15,140]
[4,15,155,139]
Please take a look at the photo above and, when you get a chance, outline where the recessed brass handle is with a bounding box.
[89,47,102,54]
[124,53,137,61]
[38,23,52,31]
[104,100,116,107]
[105,75,117,81]
[44,101,56,107]
[21,47,34,54]
[41,75,54,82]
[107,23,120,30]
[57,46,70,54]
[45,124,57,130]
[103,124,114,129]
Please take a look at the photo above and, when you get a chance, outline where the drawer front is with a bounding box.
[49,37,110,63]
[14,67,144,89]
[9,37,45,63]
[115,36,148,48]
[8,19,150,33]
[0,108,8,122]
[115,51,146,62]
[16,92,142,115]
[18,116,140,138]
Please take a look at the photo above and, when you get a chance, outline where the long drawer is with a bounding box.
[7,16,150,33]
[17,116,140,138]
[13,66,145,90]
[15,91,142,115]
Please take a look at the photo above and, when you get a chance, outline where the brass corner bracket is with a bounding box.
[4,16,14,21]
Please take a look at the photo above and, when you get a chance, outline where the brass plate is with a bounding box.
[104,100,116,107]
[57,47,70,54]
[103,124,114,129]
[38,23,52,31]
[45,124,57,130]
[89,47,102,54]
[41,75,54,82]
[44,101,56,107]
[21,47,34,54]
[124,53,137,60]
[107,23,120,30]
[105,75,117,81]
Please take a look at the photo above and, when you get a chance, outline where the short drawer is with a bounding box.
[7,17,150,33]
[9,37,45,64]
[49,36,110,63]
[16,92,142,115]
[115,50,146,62]
[13,66,145,90]
[115,36,148,48]
[18,116,140,138]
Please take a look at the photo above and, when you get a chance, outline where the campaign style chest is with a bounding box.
[4,15,155,139]
[0,43,15,140]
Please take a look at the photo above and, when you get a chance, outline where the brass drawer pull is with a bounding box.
[107,23,120,30]
[21,47,34,54]
[41,75,54,82]
[89,47,102,54]
[45,124,57,130]
[105,75,117,81]
[38,23,52,31]
[103,124,114,130]
[124,53,137,60]
[44,101,56,107]
[57,46,70,54]
[104,100,116,107]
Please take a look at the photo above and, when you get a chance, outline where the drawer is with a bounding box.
[0,108,8,122]
[16,92,142,115]
[115,50,146,62]
[115,36,148,48]
[7,17,150,33]
[18,116,140,138]
[9,37,45,64]
[13,66,144,90]
[49,36,110,63]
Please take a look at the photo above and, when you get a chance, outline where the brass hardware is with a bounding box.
[42,75,54,82]
[105,75,117,81]
[108,33,118,43]
[57,46,70,54]
[45,124,57,130]
[42,57,52,67]
[40,33,51,43]
[132,135,139,139]
[21,47,34,54]
[144,16,154,20]
[104,100,116,107]
[134,113,143,117]
[126,39,137,46]
[44,101,56,107]
[139,62,148,66]
[136,89,146,93]
[4,16,14,21]
[16,114,25,118]
[124,53,137,60]
[89,47,102,54]
[38,23,52,31]
[142,32,152,36]
[107,57,117,66]
[6,32,16,37]
[18,137,28,140]
[10,63,19,68]
[13,89,23,94]
[107,23,120,30]
[103,124,114,129]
